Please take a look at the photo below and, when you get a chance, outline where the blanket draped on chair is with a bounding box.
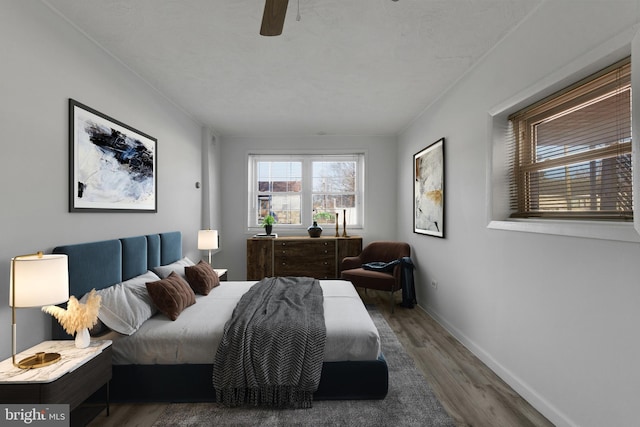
[363,257,416,308]
[213,277,326,408]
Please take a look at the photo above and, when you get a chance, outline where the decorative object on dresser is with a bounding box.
[69,99,157,213]
[197,229,219,265]
[342,208,349,237]
[307,221,323,237]
[42,289,101,349]
[246,236,363,280]
[262,214,276,236]
[9,252,69,369]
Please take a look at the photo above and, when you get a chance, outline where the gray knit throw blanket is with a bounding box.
[213,277,326,409]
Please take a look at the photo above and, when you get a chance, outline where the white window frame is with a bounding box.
[247,152,365,233]
[486,30,640,242]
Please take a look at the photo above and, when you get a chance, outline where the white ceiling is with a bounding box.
[43,0,539,137]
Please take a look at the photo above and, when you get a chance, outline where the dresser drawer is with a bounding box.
[274,239,335,278]
[274,259,335,278]
[274,239,336,255]
[274,254,335,277]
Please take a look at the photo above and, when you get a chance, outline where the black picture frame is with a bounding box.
[69,99,157,213]
[413,138,445,238]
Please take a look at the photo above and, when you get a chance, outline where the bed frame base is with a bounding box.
[110,357,388,402]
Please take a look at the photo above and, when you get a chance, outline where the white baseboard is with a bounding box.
[418,303,577,427]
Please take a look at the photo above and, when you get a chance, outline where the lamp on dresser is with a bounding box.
[198,229,219,265]
[10,252,69,369]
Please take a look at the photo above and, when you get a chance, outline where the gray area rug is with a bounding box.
[152,308,455,426]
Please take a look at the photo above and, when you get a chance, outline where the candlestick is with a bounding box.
[342,209,348,237]
[335,212,340,237]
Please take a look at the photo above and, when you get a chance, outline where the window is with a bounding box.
[508,57,632,220]
[248,154,364,229]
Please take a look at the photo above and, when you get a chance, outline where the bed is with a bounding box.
[52,231,388,402]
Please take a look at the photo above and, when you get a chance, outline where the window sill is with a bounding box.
[487,219,640,243]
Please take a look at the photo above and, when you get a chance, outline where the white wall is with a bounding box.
[0,2,204,359]
[218,134,398,280]
[398,2,640,426]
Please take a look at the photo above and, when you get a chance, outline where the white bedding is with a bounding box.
[107,279,381,365]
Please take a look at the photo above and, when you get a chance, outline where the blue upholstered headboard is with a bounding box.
[52,231,182,299]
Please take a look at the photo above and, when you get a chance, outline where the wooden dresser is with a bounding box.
[247,236,362,280]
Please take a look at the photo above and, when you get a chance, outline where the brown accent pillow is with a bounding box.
[184,260,220,295]
[146,272,196,321]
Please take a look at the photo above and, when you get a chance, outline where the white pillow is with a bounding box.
[88,270,160,335]
[152,257,195,279]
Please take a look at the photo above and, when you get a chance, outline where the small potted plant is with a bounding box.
[262,214,275,235]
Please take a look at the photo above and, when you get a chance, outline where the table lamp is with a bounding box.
[10,252,69,369]
[198,229,219,265]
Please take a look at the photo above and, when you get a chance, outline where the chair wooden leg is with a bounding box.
[390,291,394,313]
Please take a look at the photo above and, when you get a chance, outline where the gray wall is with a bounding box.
[0,2,204,359]
[398,2,640,426]
[218,134,398,280]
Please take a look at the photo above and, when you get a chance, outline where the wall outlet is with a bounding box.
[431,280,438,290]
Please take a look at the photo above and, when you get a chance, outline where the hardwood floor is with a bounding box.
[87,290,553,427]
[362,290,553,427]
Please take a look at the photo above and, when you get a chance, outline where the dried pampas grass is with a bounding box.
[42,289,101,335]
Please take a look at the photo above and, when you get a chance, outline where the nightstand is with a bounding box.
[0,340,112,426]
[214,268,228,281]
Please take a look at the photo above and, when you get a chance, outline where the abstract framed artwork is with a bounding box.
[69,99,157,212]
[414,138,444,238]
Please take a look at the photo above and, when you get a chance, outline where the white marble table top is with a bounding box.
[0,340,112,384]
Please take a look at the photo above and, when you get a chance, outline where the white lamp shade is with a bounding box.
[10,254,69,308]
[198,230,219,250]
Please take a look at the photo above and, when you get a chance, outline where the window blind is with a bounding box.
[507,57,632,220]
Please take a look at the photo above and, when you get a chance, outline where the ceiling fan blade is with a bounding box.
[260,0,289,36]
